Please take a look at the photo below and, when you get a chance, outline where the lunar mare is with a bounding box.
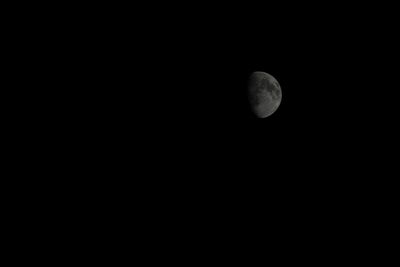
[248,71,282,118]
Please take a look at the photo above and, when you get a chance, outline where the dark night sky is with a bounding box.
[13,0,395,187]
[10,2,396,259]
[51,2,394,187]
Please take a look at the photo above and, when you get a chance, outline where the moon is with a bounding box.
[248,71,282,118]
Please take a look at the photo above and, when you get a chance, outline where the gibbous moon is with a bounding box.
[248,71,282,118]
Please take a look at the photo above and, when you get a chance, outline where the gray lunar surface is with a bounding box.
[248,71,282,118]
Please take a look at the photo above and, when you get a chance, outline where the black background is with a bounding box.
[10,1,397,261]
[58,4,391,183]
